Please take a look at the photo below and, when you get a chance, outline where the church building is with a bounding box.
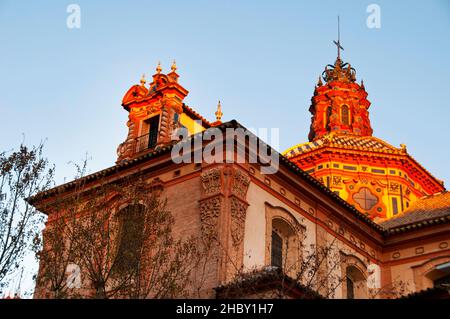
[29,47,450,299]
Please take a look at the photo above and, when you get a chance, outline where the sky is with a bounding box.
[0,0,449,296]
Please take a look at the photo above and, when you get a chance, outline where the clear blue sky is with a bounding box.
[1,0,449,184]
[0,0,449,297]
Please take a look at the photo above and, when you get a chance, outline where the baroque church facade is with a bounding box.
[30,52,450,299]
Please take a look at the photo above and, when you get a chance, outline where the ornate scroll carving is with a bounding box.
[199,196,221,240]
[158,106,170,142]
[389,182,400,193]
[116,120,137,162]
[231,168,250,199]
[332,176,342,186]
[200,168,222,195]
[230,197,248,246]
[229,168,250,246]
[199,167,250,247]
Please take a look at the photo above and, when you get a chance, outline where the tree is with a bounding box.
[34,160,88,299]
[367,277,410,299]
[35,167,208,299]
[0,143,54,294]
[215,235,345,299]
[215,233,409,299]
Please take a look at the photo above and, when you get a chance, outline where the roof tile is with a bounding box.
[381,192,450,229]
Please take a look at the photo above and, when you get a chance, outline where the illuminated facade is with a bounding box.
[30,57,450,299]
[117,61,215,163]
[283,56,445,221]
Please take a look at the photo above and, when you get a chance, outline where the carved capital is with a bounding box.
[230,197,248,246]
[200,168,222,196]
[230,168,250,199]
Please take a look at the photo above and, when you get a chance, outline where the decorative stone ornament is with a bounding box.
[117,61,189,163]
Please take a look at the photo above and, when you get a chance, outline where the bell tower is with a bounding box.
[308,58,372,141]
[308,17,372,141]
[284,21,445,221]
[117,61,189,162]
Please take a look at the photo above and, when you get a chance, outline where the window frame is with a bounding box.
[271,231,283,268]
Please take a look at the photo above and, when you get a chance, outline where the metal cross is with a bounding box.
[333,16,344,60]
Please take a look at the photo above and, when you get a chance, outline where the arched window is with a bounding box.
[425,261,450,288]
[270,218,298,272]
[265,205,304,276]
[271,231,283,268]
[345,265,367,299]
[346,277,355,299]
[341,105,350,125]
[412,257,450,291]
[114,204,145,274]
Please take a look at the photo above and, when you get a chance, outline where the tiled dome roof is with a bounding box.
[284,132,403,158]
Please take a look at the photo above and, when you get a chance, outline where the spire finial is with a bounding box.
[140,73,146,86]
[215,100,223,122]
[171,59,177,72]
[333,16,344,61]
[317,76,323,86]
[156,61,162,74]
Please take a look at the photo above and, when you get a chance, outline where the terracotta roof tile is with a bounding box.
[381,192,450,229]
[283,132,444,191]
[283,133,402,158]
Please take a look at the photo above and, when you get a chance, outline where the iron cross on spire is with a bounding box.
[333,16,344,60]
